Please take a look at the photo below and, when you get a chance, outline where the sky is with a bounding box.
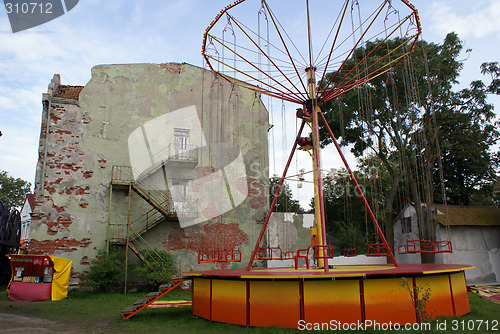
[0,0,499,208]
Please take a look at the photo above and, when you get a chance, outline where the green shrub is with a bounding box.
[84,247,125,292]
[134,249,177,288]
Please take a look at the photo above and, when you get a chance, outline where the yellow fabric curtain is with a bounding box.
[49,256,72,300]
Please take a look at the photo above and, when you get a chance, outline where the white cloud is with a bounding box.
[428,1,500,40]
[0,122,39,184]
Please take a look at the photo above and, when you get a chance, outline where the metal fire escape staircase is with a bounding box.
[107,142,199,263]
[107,165,176,264]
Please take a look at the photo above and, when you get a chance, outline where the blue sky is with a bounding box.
[1,0,499,207]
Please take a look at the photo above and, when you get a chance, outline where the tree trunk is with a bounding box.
[383,173,400,264]
[406,160,435,263]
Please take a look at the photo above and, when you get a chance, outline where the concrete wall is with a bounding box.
[435,225,500,284]
[265,212,312,268]
[30,63,270,285]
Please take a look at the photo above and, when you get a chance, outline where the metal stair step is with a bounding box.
[146,291,161,298]
[159,283,173,290]
[121,306,136,314]
[133,299,148,306]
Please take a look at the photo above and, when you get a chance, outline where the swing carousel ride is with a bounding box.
[184,0,473,328]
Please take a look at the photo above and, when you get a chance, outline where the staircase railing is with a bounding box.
[128,227,166,266]
[129,207,165,240]
[111,165,173,217]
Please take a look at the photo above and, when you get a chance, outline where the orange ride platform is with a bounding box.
[184,263,473,329]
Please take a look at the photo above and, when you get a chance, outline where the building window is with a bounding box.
[172,181,188,202]
[401,216,412,234]
[173,128,190,159]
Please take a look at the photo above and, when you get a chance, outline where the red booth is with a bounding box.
[7,254,72,301]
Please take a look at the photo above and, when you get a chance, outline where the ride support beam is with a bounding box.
[306,67,328,272]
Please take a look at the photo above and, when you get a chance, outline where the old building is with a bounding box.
[30,63,270,286]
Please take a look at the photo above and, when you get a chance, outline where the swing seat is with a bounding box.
[294,245,335,269]
[198,250,216,263]
[366,243,391,256]
[256,247,283,260]
[225,249,242,262]
[398,240,452,254]
[343,248,357,257]
[312,245,334,259]
[197,249,241,263]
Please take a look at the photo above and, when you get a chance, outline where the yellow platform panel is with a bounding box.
[212,279,247,326]
[304,279,362,324]
[249,280,300,328]
[364,277,417,325]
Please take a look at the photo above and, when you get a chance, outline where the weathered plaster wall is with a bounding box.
[436,225,500,284]
[31,63,269,285]
[393,205,421,264]
[265,213,315,268]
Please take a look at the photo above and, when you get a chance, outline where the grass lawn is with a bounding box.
[0,284,498,333]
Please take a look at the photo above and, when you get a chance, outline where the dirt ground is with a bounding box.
[0,312,84,333]
[0,301,114,334]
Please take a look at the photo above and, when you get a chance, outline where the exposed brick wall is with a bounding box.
[29,237,92,254]
[164,222,248,253]
[159,63,185,74]
[164,222,249,269]
[31,99,97,276]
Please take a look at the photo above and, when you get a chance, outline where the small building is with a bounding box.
[494,177,500,193]
[394,204,500,284]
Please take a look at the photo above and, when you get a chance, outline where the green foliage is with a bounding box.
[401,279,433,323]
[481,61,500,95]
[0,171,31,209]
[269,175,303,212]
[84,247,125,292]
[134,249,177,288]
[317,169,381,254]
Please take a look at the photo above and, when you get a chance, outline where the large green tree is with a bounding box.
[318,33,499,262]
[313,167,384,255]
[0,171,31,209]
[269,175,303,212]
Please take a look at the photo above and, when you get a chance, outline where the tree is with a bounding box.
[0,171,31,209]
[432,79,499,206]
[269,175,303,212]
[481,61,500,95]
[319,33,499,261]
[314,168,382,255]
[84,247,125,292]
[134,249,177,289]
